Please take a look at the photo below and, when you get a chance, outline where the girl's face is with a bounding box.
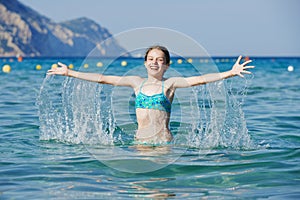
[144,49,169,77]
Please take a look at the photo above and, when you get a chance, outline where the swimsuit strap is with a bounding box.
[139,79,147,93]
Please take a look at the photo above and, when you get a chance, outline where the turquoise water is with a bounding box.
[1,57,299,199]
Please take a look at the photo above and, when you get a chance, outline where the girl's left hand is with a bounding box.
[231,56,255,78]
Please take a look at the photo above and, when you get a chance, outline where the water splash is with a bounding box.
[37,74,114,145]
[188,75,254,150]
[37,64,254,150]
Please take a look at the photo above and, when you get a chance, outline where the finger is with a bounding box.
[238,73,245,78]
[58,62,66,67]
[243,66,255,69]
[242,71,252,74]
[242,60,252,66]
[236,55,242,64]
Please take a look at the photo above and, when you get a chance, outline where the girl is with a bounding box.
[47,45,254,144]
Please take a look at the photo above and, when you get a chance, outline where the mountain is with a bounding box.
[0,0,127,57]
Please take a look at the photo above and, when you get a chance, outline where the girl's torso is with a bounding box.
[134,79,174,143]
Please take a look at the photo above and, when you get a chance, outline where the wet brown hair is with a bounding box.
[144,45,170,65]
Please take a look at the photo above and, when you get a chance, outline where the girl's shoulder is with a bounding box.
[164,77,189,89]
[164,77,178,88]
[129,76,145,91]
[164,77,184,84]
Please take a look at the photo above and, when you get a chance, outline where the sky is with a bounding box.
[19,0,300,57]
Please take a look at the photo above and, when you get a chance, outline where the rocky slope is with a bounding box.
[0,0,127,57]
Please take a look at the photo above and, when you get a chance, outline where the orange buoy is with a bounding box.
[244,56,250,61]
[17,56,23,62]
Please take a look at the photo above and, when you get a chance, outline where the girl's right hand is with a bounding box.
[47,62,68,76]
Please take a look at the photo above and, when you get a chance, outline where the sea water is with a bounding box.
[0,57,299,199]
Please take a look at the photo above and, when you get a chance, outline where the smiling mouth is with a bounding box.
[150,65,159,70]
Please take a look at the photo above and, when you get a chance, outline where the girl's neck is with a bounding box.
[147,75,163,82]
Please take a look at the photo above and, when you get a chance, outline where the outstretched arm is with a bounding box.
[47,62,142,87]
[171,56,255,88]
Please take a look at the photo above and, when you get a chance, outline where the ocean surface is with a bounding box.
[1,57,299,199]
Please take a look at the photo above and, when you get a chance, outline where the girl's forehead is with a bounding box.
[147,49,165,57]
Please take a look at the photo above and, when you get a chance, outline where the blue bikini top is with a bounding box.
[135,79,171,113]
